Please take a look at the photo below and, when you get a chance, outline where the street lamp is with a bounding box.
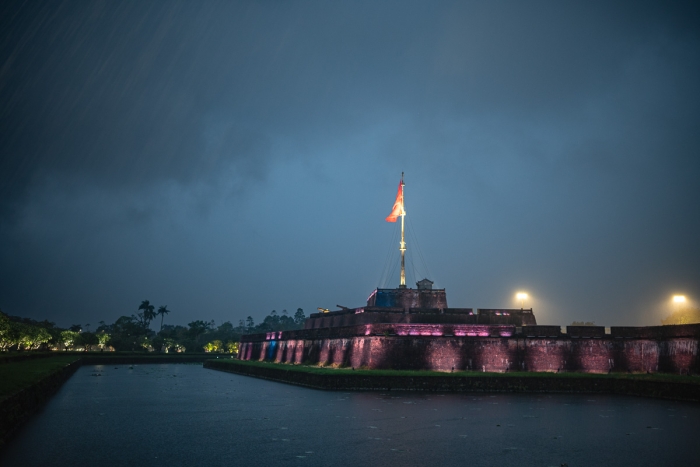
[516,292,528,309]
[672,295,687,324]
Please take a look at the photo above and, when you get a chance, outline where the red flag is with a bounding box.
[385,180,404,222]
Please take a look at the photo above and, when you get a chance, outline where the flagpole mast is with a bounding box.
[399,172,406,288]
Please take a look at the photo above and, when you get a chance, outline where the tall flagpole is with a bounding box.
[399,172,406,288]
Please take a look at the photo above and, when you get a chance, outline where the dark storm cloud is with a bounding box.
[0,1,292,216]
[2,1,698,204]
[1,1,699,326]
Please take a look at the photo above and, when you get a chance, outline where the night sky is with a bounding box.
[1,1,699,329]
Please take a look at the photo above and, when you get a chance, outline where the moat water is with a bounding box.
[2,364,699,467]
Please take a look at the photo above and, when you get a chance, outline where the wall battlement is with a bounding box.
[305,307,536,329]
[239,323,700,375]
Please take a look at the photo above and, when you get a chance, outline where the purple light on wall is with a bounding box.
[499,331,513,337]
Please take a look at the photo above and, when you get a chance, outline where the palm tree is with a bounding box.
[138,300,156,329]
[157,305,170,331]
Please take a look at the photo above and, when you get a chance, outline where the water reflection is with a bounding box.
[1,364,698,466]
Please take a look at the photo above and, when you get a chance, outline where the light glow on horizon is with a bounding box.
[516,292,528,308]
[673,295,687,304]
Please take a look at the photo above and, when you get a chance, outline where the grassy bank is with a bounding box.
[0,355,80,401]
[217,359,700,384]
[205,359,700,401]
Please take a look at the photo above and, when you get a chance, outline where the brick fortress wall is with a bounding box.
[239,323,700,375]
[304,308,537,329]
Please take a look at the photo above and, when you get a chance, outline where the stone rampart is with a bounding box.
[0,359,82,449]
[304,307,536,329]
[239,323,700,375]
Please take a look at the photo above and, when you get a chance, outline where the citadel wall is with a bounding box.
[304,308,537,329]
[239,323,700,375]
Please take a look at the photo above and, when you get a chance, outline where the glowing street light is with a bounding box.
[516,292,528,309]
[672,295,688,324]
[673,295,686,304]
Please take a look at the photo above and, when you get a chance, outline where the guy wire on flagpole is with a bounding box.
[378,221,399,287]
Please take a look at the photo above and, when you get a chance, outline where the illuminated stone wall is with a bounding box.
[239,324,700,375]
[304,308,537,329]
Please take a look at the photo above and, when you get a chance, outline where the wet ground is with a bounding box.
[2,364,699,466]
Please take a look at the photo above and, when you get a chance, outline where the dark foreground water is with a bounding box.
[2,364,699,467]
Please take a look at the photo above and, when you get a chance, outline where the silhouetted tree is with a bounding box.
[187,320,213,339]
[138,300,156,328]
[77,332,99,351]
[107,315,151,351]
[157,305,171,331]
[294,308,306,325]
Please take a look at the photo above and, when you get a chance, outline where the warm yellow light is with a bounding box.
[673,295,686,304]
[516,292,528,300]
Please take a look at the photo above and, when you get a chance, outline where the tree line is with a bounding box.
[661,306,700,325]
[0,300,307,353]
